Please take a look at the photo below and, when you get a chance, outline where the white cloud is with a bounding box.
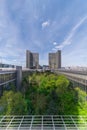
[72,16,87,31]
[55,45,64,49]
[42,20,50,29]
[53,42,57,45]
[54,16,87,50]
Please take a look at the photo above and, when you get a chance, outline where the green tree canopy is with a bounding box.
[0,91,28,115]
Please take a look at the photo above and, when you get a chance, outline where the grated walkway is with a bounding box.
[0,115,87,130]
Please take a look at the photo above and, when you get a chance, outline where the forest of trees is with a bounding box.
[0,72,87,115]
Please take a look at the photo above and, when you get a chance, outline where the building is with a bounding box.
[0,63,15,68]
[26,50,39,69]
[0,66,22,96]
[49,50,61,69]
[43,65,50,71]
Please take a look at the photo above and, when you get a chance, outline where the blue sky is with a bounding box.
[0,0,87,67]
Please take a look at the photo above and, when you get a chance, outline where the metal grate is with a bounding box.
[0,115,87,130]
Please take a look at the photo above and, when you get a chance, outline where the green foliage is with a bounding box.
[34,94,47,114]
[56,75,69,91]
[75,87,87,115]
[9,82,16,91]
[1,72,87,115]
[22,72,87,115]
[0,91,28,115]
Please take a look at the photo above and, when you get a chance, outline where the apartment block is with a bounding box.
[26,50,39,69]
[49,50,61,69]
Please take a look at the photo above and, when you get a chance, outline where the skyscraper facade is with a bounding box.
[26,50,39,69]
[49,50,61,69]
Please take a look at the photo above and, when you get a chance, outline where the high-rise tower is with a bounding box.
[26,50,39,69]
[49,50,61,69]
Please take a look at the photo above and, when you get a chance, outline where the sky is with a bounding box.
[0,0,87,67]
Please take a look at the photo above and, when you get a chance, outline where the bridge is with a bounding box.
[55,69,87,92]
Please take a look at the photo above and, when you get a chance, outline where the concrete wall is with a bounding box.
[16,66,22,91]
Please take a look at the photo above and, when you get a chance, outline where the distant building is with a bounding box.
[43,65,49,71]
[0,63,15,68]
[26,50,39,69]
[49,50,61,69]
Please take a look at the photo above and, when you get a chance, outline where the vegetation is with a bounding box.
[0,72,87,115]
[22,72,87,115]
[0,91,28,115]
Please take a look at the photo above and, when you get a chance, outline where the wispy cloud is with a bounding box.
[54,16,87,50]
[42,20,50,29]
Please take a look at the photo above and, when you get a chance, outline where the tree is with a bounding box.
[21,72,87,115]
[0,91,28,115]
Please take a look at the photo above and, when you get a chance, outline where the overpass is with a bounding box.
[55,69,87,92]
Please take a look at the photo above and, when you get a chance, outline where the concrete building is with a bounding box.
[0,66,22,96]
[26,50,39,69]
[49,50,61,69]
